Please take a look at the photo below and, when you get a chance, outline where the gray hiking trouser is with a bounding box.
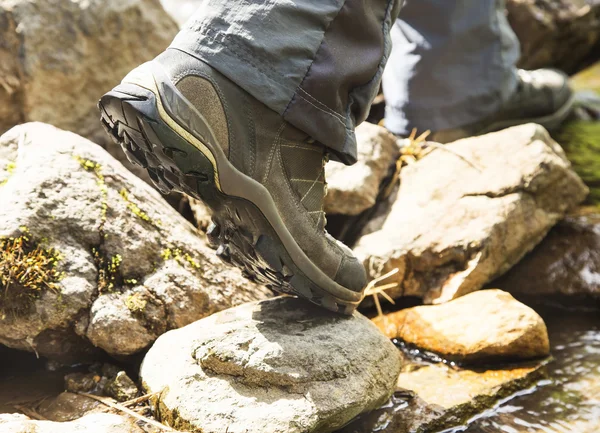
[383,0,521,136]
[170,0,519,163]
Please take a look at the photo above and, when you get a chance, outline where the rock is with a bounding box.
[0,413,143,433]
[159,0,202,27]
[104,371,139,402]
[64,373,100,394]
[189,197,213,231]
[507,0,600,74]
[495,210,600,303]
[37,392,102,422]
[355,124,588,304]
[325,122,399,216]
[0,123,271,361]
[140,297,402,433]
[372,290,550,363]
[340,356,546,433]
[0,0,178,145]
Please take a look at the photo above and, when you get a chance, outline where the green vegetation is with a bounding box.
[0,161,17,186]
[0,229,63,317]
[555,120,600,206]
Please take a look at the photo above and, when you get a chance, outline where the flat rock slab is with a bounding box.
[355,124,588,304]
[0,123,270,361]
[325,122,399,216]
[496,210,600,303]
[140,297,402,433]
[372,290,549,364]
[339,357,546,433]
[0,413,143,433]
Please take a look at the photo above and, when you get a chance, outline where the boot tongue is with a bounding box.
[279,137,327,230]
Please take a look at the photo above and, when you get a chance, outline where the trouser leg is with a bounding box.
[170,0,402,165]
[382,0,521,136]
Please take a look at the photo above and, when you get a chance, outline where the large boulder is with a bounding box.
[0,413,143,433]
[372,289,550,363]
[355,124,588,304]
[0,123,270,361]
[324,122,399,216]
[0,0,178,144]
[496,211,600,303]
[140,297,402,433]
[507,0,600,74]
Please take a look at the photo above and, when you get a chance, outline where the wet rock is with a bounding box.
[355,124,588,304]
[140,297,402,433]
[507,0,600,74]
[0,0,177,144]
[104,371,139,402]
[340,357,546,433]
[372,290,550,364]
[65,372,100,394]
[0,413,143,433]
[496,211,600,303]
[37,392,102,422]
[0,123,271,361]
[325,123,399,216]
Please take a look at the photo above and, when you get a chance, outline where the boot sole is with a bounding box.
[98,64,362,315]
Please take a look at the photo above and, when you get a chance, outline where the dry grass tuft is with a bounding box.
[0,230,63,317]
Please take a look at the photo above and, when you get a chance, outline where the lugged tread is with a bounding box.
[98,88,357,315]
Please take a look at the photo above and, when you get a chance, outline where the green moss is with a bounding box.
[119,189,161,226]
[554,121,600,206]
[94,249,123,293]
[125,292,147,314]
[0,229,63,317]
[74,156,108,226]
[161,247,202,271]
[0,161,17,186]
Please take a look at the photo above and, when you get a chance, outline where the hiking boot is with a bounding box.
[98,48,366,315]
[426,68,575,143]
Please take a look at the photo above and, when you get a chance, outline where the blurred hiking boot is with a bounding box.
[426,68,574,143]
[98,48,366,315]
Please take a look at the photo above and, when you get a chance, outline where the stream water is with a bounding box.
[445,304,600,433]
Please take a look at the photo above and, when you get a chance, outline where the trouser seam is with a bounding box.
[283,0,349,121]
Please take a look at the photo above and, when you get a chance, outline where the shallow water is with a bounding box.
[450,305,600,433]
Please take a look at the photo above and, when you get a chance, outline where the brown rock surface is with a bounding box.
[355,124,588,304]
[339,355,546,433]
[507,0,600,74]
[372,290,550,363]
[496,210,600,302]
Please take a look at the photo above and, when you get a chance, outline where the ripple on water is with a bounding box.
[459,306,600,433]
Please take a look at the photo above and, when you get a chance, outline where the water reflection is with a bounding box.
[457,306,600,433]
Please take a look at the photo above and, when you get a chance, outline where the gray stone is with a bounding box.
[0,413,143,433]
[0,123,271,361]
[355,124,588,304]
[496,210,600,302]
[140,297,402,433]
[325,122,399,216]
[0,0,177,144]
[37,393,103,422]
[104,371,139,402]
